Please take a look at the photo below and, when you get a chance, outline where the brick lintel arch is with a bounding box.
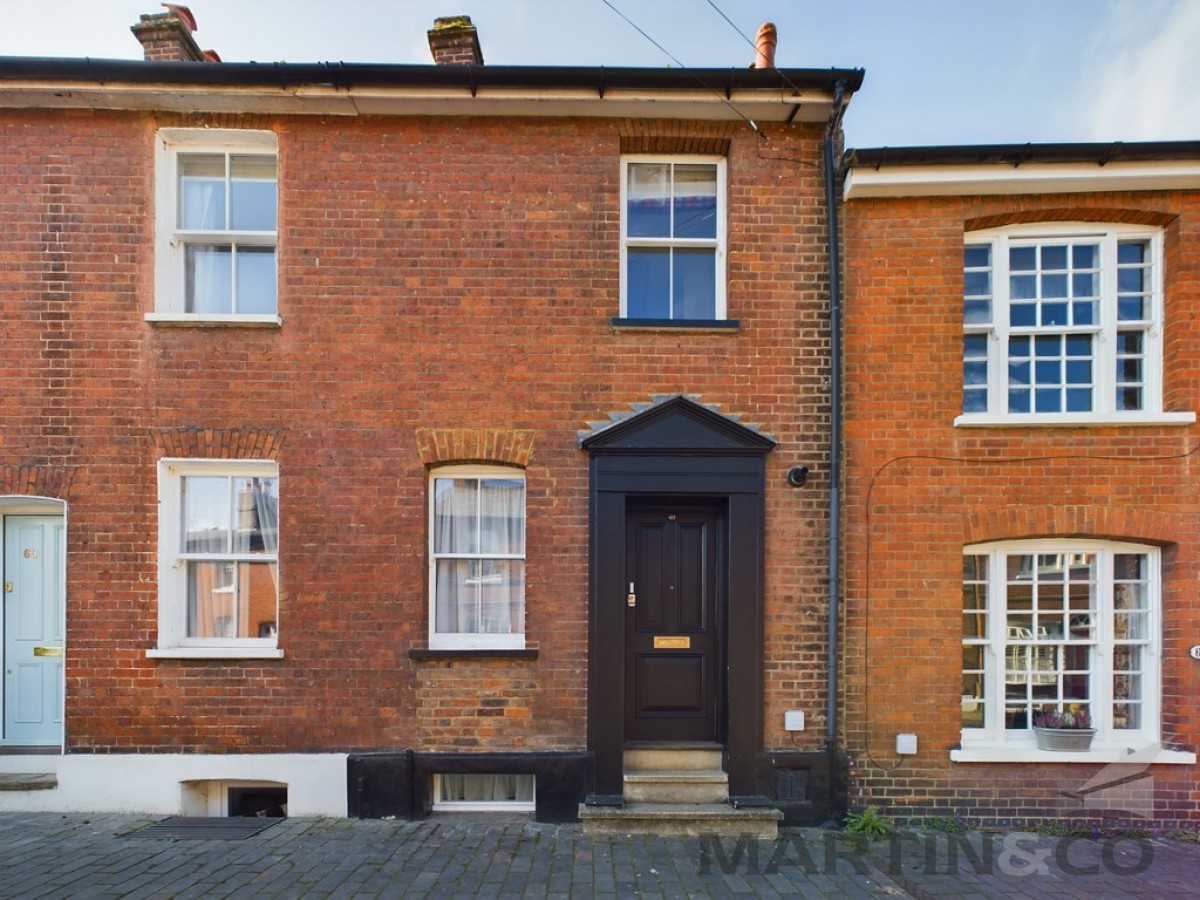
[0,464,76,501]
[151,427,286,460]
[415,429,535,468]
[965,207,1177,233]
[964,504,1185,548]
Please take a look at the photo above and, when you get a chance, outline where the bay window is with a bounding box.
[960,540,1160,755]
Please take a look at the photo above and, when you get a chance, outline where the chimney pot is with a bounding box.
[753,22,777,69]
[428,15,484,65]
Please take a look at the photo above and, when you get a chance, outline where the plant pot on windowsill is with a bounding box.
[1034,726,1096,751]
[1032,707,1095,751]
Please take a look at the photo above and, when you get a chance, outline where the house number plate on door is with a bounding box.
[653,636,691,649]
[23,548,37,559]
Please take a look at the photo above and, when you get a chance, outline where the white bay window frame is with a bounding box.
[954,539,1193,764]
[149,458,282,660]
[148,128,280,325]
[957,223,1193,427]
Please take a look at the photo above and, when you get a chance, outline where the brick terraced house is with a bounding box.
[842,143,1200,828]
[0,8,861,831]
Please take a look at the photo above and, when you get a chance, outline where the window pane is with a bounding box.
[627,248,670,318]
[673,248,716,319]
[1010,275,1036,301]
[183,476,231,553]
[185,245,233,314]
[1040,245,1067,269]
[179,154,226,230]
[433,478,479,554]
[964,245,990,268]
[627,164,670,238]
[439,773,534,803]
[673,164,717,239]
[435,559,524,634]
[236,247,278,315]
[230,155,277,231]
[187,560,277,639]
[231,477,278,554]
[1010,246,1036,271]
[964,270,991,298]
[1040,274,1067,300]
[478,478,525,554]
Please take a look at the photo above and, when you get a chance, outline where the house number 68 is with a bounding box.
[23,548,37,559]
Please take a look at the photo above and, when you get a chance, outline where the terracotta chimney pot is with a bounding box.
[753,22,777,69]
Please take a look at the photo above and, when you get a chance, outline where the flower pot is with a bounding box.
[1034,727,1096,751]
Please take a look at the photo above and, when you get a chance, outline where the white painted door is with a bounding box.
[3,516,64,744]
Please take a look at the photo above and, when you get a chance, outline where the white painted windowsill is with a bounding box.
[955,411,1196,428]
[147,647,285,660]
[145,313,282,328]
[951,746,1196,764]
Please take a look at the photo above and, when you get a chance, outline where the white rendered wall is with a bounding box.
[0,753,347,816]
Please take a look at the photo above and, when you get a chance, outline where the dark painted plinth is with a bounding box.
[758,749,848,826]
[348,750,590,824]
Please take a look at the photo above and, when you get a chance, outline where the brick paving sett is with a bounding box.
[0,814,1196,898]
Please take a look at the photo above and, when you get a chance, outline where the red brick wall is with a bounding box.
[843,188,1200,826]
[0,109,835,755]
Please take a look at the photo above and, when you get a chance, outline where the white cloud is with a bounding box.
[1082,0,1200,141]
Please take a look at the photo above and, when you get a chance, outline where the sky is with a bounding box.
[1,0,1198,149]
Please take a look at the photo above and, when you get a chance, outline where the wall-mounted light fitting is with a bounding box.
[786,466,809,488]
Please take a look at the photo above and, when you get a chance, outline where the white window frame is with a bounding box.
[149,458,282,659]
[954,539,1193,764]
[957,223,1193,427]
[431,773,535,812]
[620,155,727,321]
[148,128,281,325]
[428,465,526,651]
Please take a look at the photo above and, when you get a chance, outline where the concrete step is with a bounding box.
[0,773,57,792]
[579,802,782,839]
[623,747,723,772]
[623,769,728,804]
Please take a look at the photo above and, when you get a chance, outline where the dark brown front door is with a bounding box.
[625,503,722,742]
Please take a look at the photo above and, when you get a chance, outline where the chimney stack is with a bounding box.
[427,15,484,65]
[131,4,211,62]
[752,22,777,69]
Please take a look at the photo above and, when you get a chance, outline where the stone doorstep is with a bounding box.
[623,769,729,804]
[579,802,783,839]
[0,773,57,791]
[623,747,723,772]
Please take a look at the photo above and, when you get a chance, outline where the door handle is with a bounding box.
[627,582,636,608]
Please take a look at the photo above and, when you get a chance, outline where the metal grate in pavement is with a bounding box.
[125,816,284,840]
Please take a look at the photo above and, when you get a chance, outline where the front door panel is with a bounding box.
[4,517,64,744]
[625,506,720,742]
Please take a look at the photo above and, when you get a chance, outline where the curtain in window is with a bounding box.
[440,773,535,803]
[434,477,524,634]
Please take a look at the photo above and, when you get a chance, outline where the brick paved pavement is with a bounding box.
[0,813,1196,898]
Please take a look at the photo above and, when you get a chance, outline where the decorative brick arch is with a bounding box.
[415,429,535,468]
[963,504,1184,547]
[0,465,76,500]
[151,427,286,459]
[965,207,1177,233]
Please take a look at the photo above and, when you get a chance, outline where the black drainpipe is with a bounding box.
[822,80,848,827]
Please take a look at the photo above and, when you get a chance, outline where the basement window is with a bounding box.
[432,773,535,812]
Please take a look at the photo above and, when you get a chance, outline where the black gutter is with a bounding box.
[0,56,864,95]
[822,79,848,828]
[845,140,1200,169]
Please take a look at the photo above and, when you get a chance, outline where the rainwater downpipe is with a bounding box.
[822,80,847,826]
